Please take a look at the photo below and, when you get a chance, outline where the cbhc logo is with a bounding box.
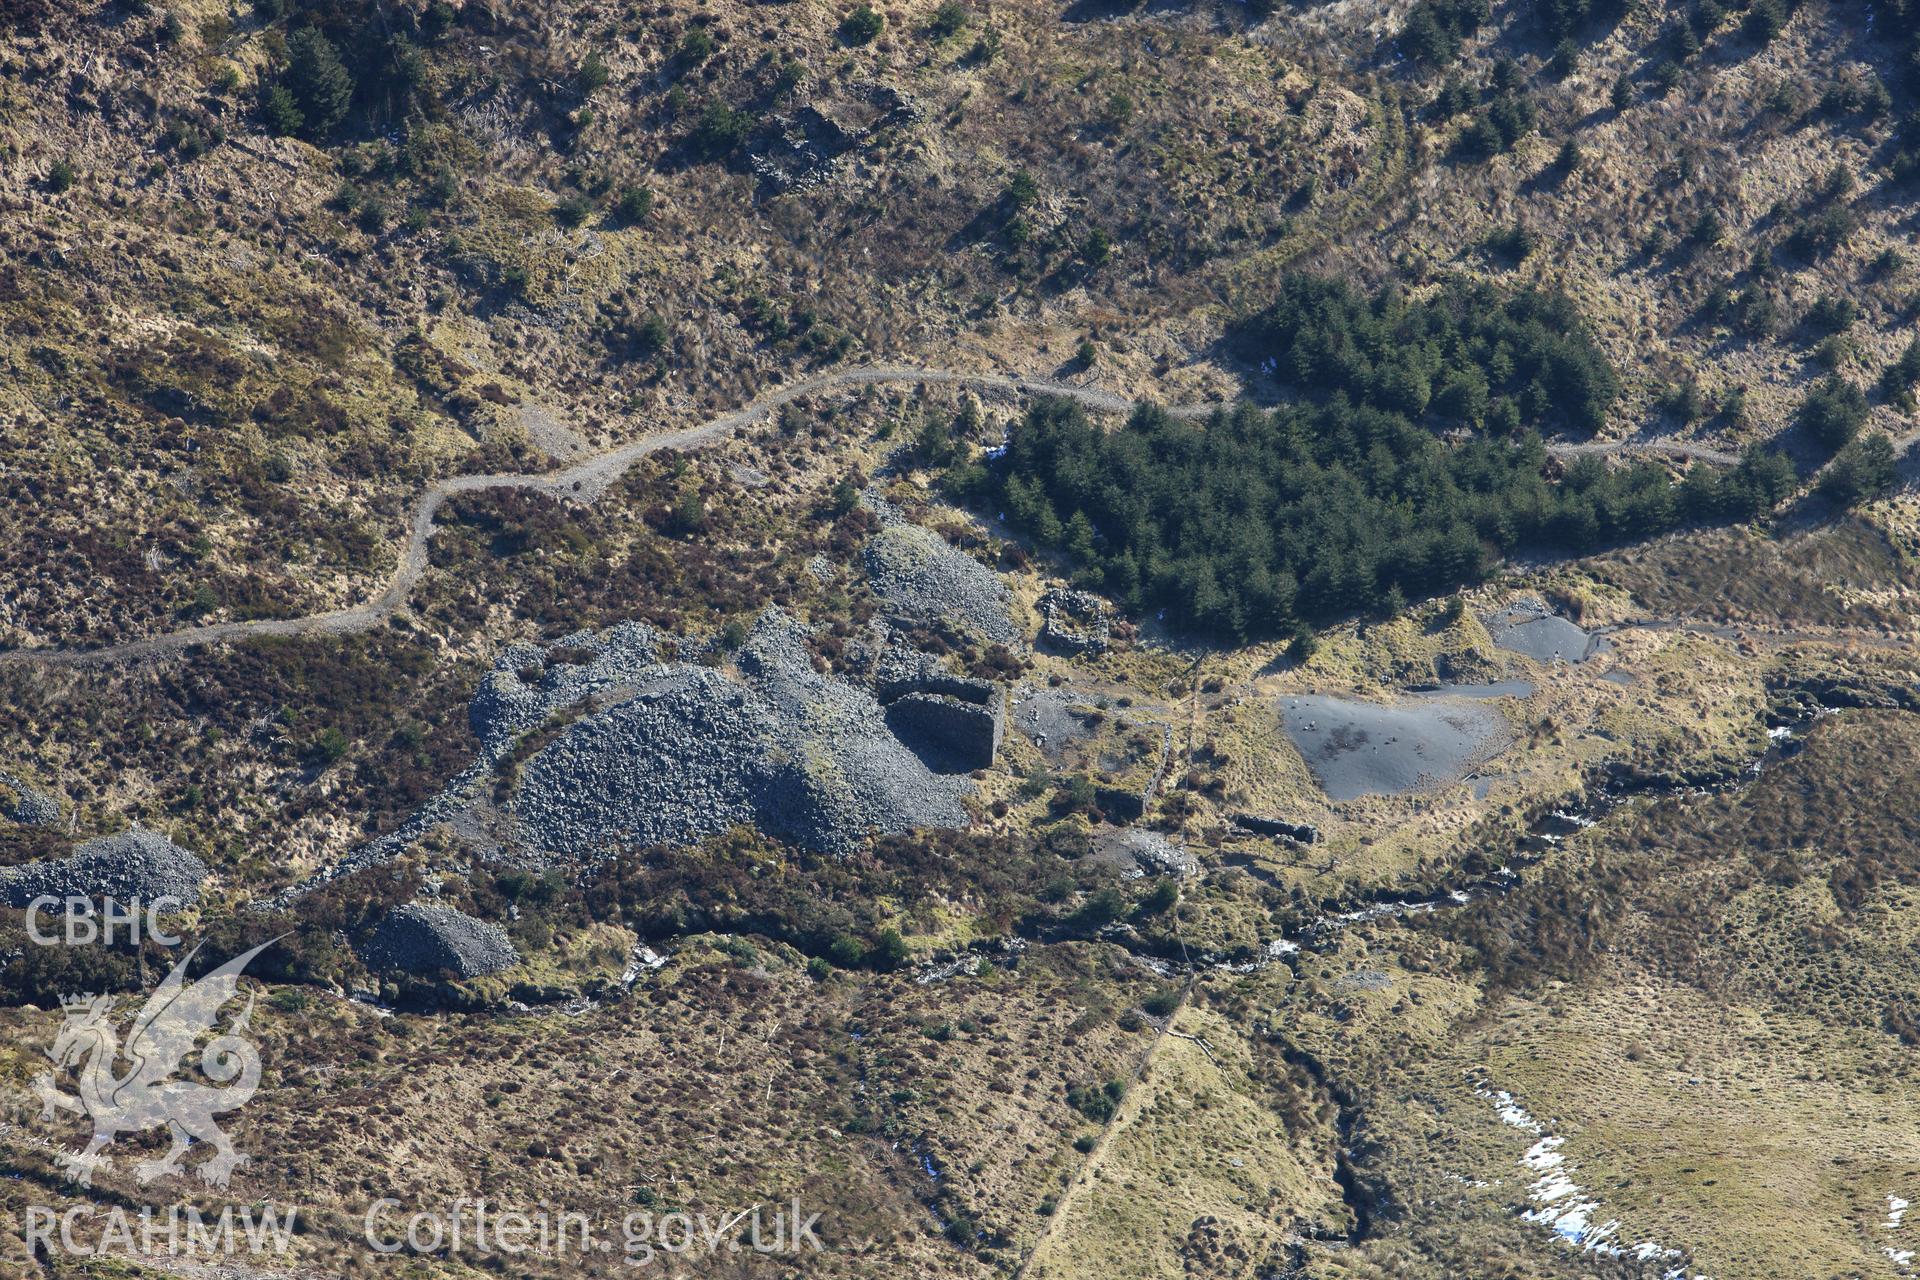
[24,897,185,947]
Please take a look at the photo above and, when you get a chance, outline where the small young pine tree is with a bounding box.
[615,186,654,225]
[1744,0,1786,42]
[839,3,883,44]
[284,27,354,140]
[1798,376,1868,452]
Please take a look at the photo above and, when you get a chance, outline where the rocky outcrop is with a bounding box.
[0,829,209,908]
[1039,587,1110,655]
[750,85,920,195]
[1096,827,1197,877]
[1231,813,1320,845]
[0,770,62,828]
[357,903,520,979]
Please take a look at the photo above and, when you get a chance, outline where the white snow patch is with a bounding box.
[1477,1085,1544,1135]
[1885,1194,1915,1271]
[1474,1081,1707,1276]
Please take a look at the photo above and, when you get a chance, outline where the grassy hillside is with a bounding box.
[2,0,1916,647]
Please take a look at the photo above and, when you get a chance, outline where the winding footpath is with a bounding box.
[0,362,1895,668]
[2,366,1151,667]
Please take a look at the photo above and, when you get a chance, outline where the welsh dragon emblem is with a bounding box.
[30,936,283,1189]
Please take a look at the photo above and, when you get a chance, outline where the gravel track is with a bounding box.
[0,362,1872,669]
[1546,438,1741,465]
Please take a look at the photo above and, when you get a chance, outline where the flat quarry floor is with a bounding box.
[1482,603,1606,663]
[1281,693,1514,801]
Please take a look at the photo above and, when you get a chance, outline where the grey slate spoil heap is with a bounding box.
[0,829,209,908]
[861,496,1016,644]
[292,606,1003,905]
[0,770,62,828]
[512,612,974,855]
[358,903,520,979]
